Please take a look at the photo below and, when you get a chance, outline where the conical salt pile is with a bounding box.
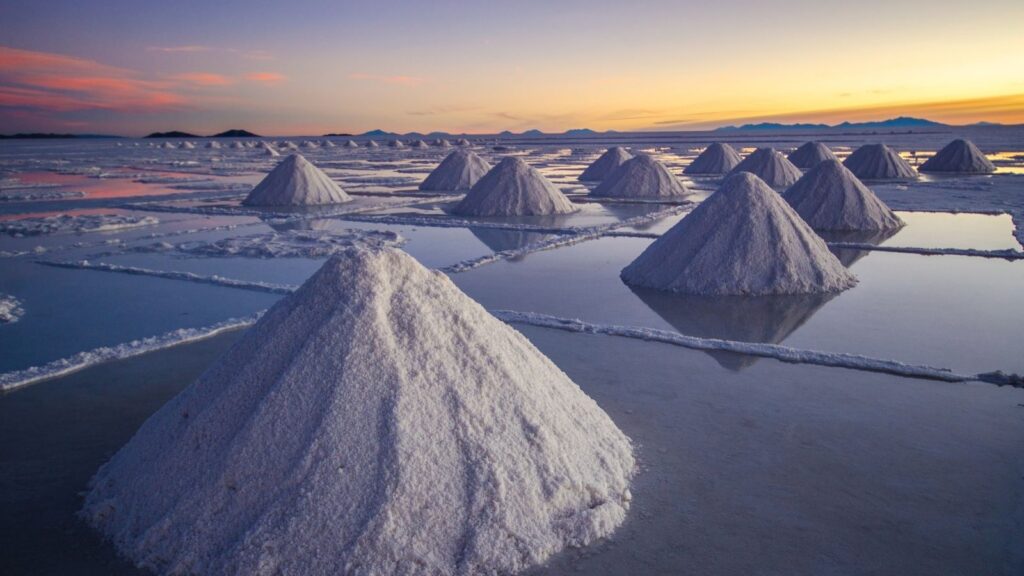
[301,140,319,149]
[727,147,803,188]
[621,172,856,295]
[343,140,359,148]
[578,147,633,181]
[411,139,429,149]
[786,141,836,169]
[260,142,280,157]
[453,157,578,216]
[436,139,451,147]
[365,140,379,148]
[456,138,471,146]
[230,141,245,149]
[419,149,493,191]
[242,154,350,206]
[388,139,406,148]
[842,144,917,180]
[783,159,903,231]
[322,140,336,148]
[592,154,688,199]
[161,141,175,149]
[179,141,195,150]
[83,247,634,576]
[684,142,742,174]
[919,138,995,173]
[205,141,221,149]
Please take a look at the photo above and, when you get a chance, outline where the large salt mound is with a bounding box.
[727,147,803,188]
[578,147,633,181]
[419,149,492,191]
[83,247,634,576]
[842,144,917,180]
[591,154,688,199]
[621,172,856,295]
[453,157,578,216]
[683,142,742,174]
[782,159,903,231]
[919,138,995,173]
[242,154,351,206]
[786,141,837,169]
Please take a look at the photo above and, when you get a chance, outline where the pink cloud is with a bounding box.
[245,72,286,84]
[348,72,425,87]
[172,72,235,86]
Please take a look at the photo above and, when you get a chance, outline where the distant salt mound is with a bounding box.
[453,157,578,216]
[579,147,633,181]
[301,140,319,149]
[343,140,359,148]
[727,147,803,188]
[435,138,451,147]
[388,139,406,148]
[161,142,175,149]
[411,139,429,149]
[280,141,298,150]
[229,141,245,150]
[205,141,221,149]
[622,172,856,295]
[783,159,903,231]
[178,141,195,150]
[322,140,336,148]
[684,142,742,174]
[242,154,350,206]
[420,149,493,191]
[260,143,280,157]
[787,141,837,169]
[83,247,634,576]
[919,138,995,173]
[456,138,471,146]
[592,154,688,199]
[843,144,917,180]
[365,140,379,148]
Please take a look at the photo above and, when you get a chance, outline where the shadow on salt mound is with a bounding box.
[592,154,688,199]
[419,149,492,192]
[629,285,834,371]
[621,172,856,296]
[242,154,351,207]
[783,160,904,232]
[578,147,633,181]
[451,157,578,217]
[786,141,837,170]
[919,139,995,174]
[82,247,634,576]
[843,144,917,180]
[727,147,802,188]
[684,142,742,175]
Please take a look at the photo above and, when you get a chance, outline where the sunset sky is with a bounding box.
[1,0,1022,135]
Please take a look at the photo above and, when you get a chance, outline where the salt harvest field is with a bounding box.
[1,129,1023,575]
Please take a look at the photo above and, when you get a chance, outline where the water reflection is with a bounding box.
[468,227,553,254]
[818,228,901,267]
[629,286,835,370]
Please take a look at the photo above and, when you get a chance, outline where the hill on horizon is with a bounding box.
[714,116,948,132]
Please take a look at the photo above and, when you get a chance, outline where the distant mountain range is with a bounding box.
[714,117,948,132]
[144,129,261,138]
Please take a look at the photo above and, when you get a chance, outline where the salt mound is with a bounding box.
[344,140,359,148]
[301,140,319,149]
[388,139,406,148]
[727,147,803,188]
[453,157,578,216]
[436,139,451,147]
[919,138,995,173]
[322,140,336,148]
[230,141,245,149]
[365,140,379,148]
[783,159,903,231]
[592,154,688,199]
[260,143,280,157]
[419,149,493,191]
[683,142,742,174]
[786,141,837,169]
[161,142,175,149]
[456,138,471,146]
[178,141,195,150]
[205,141,221,149]
[621,172,856,295]
[842,144,917,180]
[242,154,351,206]
[411,139,429,149]
[83,247,634,576]
[578,147,633,181]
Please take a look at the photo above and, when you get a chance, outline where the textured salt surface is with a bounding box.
[132,229,404,258]
[242,154,351,206]
[727,147,803,188]
[0,189,86,202]
[843,144,918,180]
[0,214,159,237]
[684,143,742,175]
[419,149,492,191]
[920,139,995,173]
[0,293,24,324]
[82,248,635,576]
[786,141,837,170]
[622,173,856,295]
[592,154,688,199]
[38,260,297,294]
[783,160,903,231]
[453,157,578,216]
[578,147,633,181]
